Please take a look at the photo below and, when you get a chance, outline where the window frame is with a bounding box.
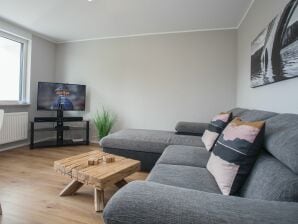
[0,30,29,105]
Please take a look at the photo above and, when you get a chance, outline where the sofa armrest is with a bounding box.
[104,181,298,224]
[175,121,208,136]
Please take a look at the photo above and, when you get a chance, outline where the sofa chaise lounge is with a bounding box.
[102,108,298,224]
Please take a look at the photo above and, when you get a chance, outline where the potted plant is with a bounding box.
[94,107,116,145]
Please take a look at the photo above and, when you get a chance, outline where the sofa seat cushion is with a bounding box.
[156,145,210,168]
[147,164,221,193]
[101,129,204,154]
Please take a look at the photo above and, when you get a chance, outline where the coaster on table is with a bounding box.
[103,155,115,163]
[88,157,100,165]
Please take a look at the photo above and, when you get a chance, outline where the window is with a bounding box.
[0,31,28,104]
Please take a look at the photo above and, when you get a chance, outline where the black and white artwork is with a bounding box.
[251,0,298,88]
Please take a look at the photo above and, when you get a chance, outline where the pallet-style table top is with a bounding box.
[54,150,140,189]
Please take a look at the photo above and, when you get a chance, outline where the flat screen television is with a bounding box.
[37,82,86,111]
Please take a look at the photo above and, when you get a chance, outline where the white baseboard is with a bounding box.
[0,137,99,152]
[0,137,54,152]
[0,142,29,152]
[90,140,99,144]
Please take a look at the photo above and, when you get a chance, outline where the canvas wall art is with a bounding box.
[251,0,298,88]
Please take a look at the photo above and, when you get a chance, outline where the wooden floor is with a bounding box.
[0,145,148,224]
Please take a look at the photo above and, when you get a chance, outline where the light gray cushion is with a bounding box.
[175,121,208,135]
[156,145,210,168]
[147,164,221,193]
[264,114,298,174]
[101,129,173,154]
[239,153,298,202]
[101,129,204,154]
[239,109,277,122]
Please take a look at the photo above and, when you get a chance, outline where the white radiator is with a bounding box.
[0,112,28,145]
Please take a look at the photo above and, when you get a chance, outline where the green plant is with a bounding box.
[94,107,116,140]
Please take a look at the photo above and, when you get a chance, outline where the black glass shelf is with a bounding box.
[30,119,89,149]
[33,139,88,148]
[33,126,86,132]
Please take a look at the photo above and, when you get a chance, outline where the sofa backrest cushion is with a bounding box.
[238,109,278,122]
[239,153,298,202]
[229,109,298,202]
[229,108,249,117]
[264,114,298,174]
[229,108,277,121]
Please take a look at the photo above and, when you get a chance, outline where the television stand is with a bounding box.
[54,126,70,130]
[30,110,89,149]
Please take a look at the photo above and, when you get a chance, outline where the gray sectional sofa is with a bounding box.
[101,108,271,171]
[102,108,298,224]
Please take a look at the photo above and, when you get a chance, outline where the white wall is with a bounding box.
[56,30,237,140]
[29,35,56,120]
[237,0,298,113]
[0,19,56,150]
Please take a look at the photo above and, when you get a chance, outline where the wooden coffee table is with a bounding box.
[54,150,140,212]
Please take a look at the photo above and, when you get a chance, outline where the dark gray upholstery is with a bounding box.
[265,114,298,174]
[238,109,277,121]
[103,147,160,171]
[175,121,208,136]
[239,153,298,202]
[156,145,210,167]
[229,107,249,117]
[147,164,220,193]
[104,181,298,224]
[229,108,277,121]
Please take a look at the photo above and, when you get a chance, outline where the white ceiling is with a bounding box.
[0,0,253,43]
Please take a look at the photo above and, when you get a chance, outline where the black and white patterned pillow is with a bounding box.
[202,112,232,151]
[207,118,265,195]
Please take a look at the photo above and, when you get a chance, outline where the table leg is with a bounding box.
[59,180,84,196]
[0,202,2,215]
[115,179,127,188]
[94,188,104,212]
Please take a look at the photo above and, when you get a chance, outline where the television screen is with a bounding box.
[37,82,86,111]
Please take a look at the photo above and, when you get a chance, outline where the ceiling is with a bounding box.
[0,0,253,43]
